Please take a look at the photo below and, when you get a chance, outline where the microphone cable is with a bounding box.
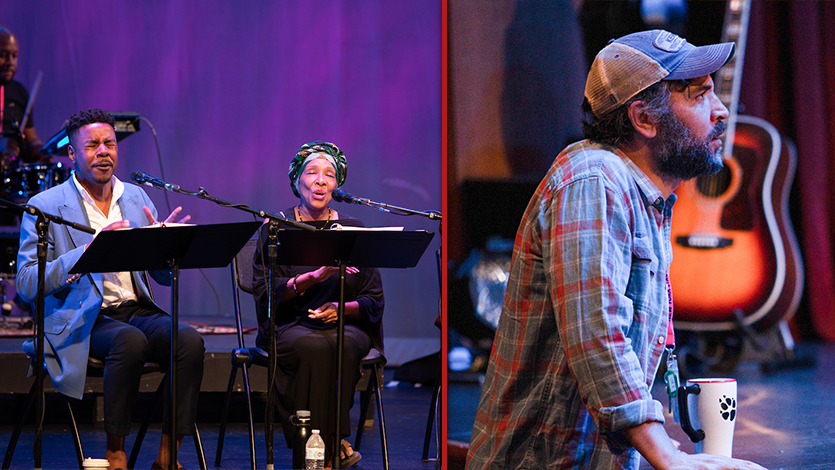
[138,115,223,326]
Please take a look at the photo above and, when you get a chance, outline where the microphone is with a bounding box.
[331,189,402,214]
[331,188,363,204]
[131,171,180,191]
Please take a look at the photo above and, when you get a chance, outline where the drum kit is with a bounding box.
[0,150,68,324]
[1,158,68,203]
[0,70,56,282]
[0,149,70,269]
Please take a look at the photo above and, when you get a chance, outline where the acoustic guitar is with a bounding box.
[669,0,804,333]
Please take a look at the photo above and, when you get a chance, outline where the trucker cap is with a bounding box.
[585,29,735,117]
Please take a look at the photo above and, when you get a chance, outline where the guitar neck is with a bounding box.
[715,0,751,157]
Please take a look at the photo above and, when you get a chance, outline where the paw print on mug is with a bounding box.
[719,394,736,421]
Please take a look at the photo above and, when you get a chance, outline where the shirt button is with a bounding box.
[658,336,665,345]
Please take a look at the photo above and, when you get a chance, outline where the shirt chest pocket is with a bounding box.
[625,235,658,312]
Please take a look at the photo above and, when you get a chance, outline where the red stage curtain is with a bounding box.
[742,1,835,340]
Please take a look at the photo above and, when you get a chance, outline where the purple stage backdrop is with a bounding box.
[6,0,441,365]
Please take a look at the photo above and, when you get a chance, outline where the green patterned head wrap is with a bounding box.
[287,141,347,198]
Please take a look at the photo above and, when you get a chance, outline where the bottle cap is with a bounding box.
[311,429,320,434]
[296,410,311,417]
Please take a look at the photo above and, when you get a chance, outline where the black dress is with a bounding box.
[251,209,385,447]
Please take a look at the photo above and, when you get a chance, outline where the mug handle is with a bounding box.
[678,384,706,443]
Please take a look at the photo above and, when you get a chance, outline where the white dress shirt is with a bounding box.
[72,174,139,308]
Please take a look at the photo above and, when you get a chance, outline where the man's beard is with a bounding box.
[653,109,726,180]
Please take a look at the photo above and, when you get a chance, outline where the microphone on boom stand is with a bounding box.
[131,170,181,192]
[331,188,368,205]
[331,188,395,214]
[331,188,443,219]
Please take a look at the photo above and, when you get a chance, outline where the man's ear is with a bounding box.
[627,101,657,139]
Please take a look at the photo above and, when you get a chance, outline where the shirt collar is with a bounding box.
[72,173,124,209]
[613,149,675,213]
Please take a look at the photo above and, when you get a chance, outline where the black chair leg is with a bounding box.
[3,381,87,470]
[241,364,257,470]
[3,381,36,470]
[127,372,206,470]
[215,364,240,466]
[354,384,372,452]
[128,375,166,469]
[353,363,388,470]
[422,368,441,461]
[61,394,86,469]
[373,364,389,470]
[193,424,206,470]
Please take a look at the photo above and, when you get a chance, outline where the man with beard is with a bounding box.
[466,30,766,470]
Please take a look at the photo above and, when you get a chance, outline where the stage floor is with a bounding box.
[449,341,835,469]
[0,334,441,470]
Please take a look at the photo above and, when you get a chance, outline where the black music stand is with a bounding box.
[273,229,434,469]
[71,221,262,470]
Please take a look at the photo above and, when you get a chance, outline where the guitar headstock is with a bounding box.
[715,0,752,158]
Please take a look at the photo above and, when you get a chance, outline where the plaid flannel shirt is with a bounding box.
[466,140,675,470]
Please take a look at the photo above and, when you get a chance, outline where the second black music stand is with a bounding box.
[273,228,434,469]
[71,221,262,470]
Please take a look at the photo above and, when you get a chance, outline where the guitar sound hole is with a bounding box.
[695,164,731,198]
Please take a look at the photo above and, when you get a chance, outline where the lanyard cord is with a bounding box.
[666,272,675,348]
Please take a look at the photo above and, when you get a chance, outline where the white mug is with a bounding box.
[82,458,110,470]
[678,378,737,457]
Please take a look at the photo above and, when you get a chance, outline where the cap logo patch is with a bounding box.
[653,31,685,52]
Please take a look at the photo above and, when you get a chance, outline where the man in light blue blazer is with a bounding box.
[16,108,204,470]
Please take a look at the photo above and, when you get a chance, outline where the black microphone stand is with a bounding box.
[344,196,443,222]
[331,195,442,469]
[136,180,314,470]
[0,198,95,470]
[190,187,313,470]
[424,213,442,466]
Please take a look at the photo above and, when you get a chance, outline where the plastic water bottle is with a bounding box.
[291,410,311,470]
[305,429,325,470]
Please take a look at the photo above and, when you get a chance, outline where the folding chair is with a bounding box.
[215,239,390,470]
[3,357,206,470]
[4,269,206,470]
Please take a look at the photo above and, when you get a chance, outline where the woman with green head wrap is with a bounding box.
[252,141,383,468]
[287,141,348,223]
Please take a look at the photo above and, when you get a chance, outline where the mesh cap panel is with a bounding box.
[585,43,667,118]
